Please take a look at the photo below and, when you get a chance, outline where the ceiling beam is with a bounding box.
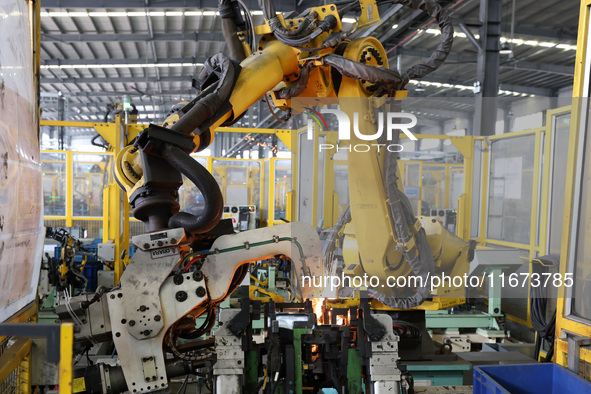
[42,75,193,84]
[390,48,573,76]
[42,57,206,66]
[41,89,195,97]
[41,0,309,11]
[354,4,404,39]
[378,8,425,44]
[390,47,478,63]
[42,67,559,97]
[42,32,221,43]
[407,106,472,119]
[460,21,577,42]
[497,83,554,97]
[419,74,554,96]
[415,118,445,128]
[501,61,573,77]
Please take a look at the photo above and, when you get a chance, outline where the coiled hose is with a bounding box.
[157,53,236,233]
[368,109,435,309]
[170,53,236,137]
[162,145,224,233]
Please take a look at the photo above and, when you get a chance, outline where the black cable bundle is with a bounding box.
[367,104,435,309]
[530,254,560,361]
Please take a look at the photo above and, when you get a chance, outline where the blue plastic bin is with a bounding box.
[473,363,591,394]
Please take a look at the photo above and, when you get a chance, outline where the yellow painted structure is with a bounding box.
[291,107,575,319]
[40,102,577,320]
[0,304,36,394]
[553,0,591,378]
[0,0,44,391]
[39,119,298,284]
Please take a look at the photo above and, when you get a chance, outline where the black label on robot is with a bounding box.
[151,247,174,259]
[150,232,168,241]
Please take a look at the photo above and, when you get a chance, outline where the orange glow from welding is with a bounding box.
[313,298,324,324]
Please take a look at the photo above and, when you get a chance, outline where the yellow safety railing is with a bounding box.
[41,151,289,233]
[0,304,75,394]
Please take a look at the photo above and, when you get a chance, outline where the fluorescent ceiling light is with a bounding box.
[33,11,577,51]
[406,79,531,96]
[423,29,575,51]
[41,62,203,69]
[42,10,216,18]
[554,43,577,50]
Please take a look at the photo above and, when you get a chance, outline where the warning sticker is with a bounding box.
[73,377,86,393]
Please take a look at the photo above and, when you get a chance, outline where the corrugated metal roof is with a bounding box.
[40,0,578,128]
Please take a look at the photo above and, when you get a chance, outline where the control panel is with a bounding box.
[222,205,257,232]
[430,208,457,233]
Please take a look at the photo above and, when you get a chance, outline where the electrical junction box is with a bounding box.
[98,243,115,262]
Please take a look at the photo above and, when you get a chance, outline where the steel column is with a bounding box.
[473,0,502,136]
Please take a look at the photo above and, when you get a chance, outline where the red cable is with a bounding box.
[184,256,203,272]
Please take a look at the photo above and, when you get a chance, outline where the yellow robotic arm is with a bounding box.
[110,0,468,312]
[63,1,472,392]
[113,0,454,236]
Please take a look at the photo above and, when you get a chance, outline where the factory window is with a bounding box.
[403,162,421,214]
[513,112,544,132]
[449,166,464,210]
[572,101,591,320]
[274,160,292,221]
[297,131,315,225]
[262,159,270,223]
[334,164,349,210]
[421,165,446,212]
[486,134,536,245]
[212,159,261,210]
[317,135,326,228]
[471,140,484,238]
[41,152,66,217]
[547,112,571,255]
[72,154,112,217]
